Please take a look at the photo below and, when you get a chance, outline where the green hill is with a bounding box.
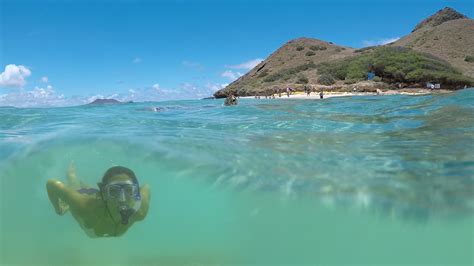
[214,7,473,98]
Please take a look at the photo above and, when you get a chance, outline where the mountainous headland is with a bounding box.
[214,7,474,98]
[87,99,133,105]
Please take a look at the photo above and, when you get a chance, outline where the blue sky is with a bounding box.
[1,0,473,106]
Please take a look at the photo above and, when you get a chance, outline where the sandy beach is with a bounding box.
[241,89,447,100]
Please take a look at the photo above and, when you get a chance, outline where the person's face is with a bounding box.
[103,174,139,207]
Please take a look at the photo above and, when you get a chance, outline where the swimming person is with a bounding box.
[46,165,150,238]
[224,94,238,106]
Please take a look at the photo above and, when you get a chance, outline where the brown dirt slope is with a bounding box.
[214,38,355,97]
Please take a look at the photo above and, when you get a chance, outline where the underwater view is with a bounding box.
[1,89,473,265]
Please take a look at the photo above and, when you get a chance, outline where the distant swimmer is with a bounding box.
[46,164,150,237]
[146,106,165,112]
[224,94,238,106]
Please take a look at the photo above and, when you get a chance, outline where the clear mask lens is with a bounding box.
[106,183,137,200]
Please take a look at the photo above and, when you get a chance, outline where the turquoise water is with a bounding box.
[1,90,474,265]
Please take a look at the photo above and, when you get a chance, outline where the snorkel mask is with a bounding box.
[103,180,142,225]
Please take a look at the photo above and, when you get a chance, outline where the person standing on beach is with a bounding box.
[286,87,291,97]
[320,91,324,99]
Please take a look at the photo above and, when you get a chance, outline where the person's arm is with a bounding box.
[136,184,150,221]
[46,179,81,215]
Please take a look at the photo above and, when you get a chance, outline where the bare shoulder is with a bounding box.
[141,184,150,198]
[136,184,150,220]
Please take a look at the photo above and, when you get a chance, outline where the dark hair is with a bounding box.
[102,166,138,185]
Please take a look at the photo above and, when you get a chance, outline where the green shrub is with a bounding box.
[305,51,315,56]
[310,45,327,51]
[465,56,474,62]
[294,62,317,71]
[317,74,335,85]
[297,74,309,84]
[263,73,282,82]
[262,62,317,83]
[372,76,382,82]
[282,74,292,81]
[257,69,269,78]
[296,46,305,51]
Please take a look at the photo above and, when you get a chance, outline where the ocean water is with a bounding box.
[1,89,473,265]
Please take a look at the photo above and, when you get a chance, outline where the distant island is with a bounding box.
[87,99,133,105]
[215,7,474,98]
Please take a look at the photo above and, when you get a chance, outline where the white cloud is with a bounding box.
[117,81,221,102]
[0,85,71,107]
[221,70,243,81]
[205,82,229,93]
[204,82,226,92]
[31,85,56,98]
[0,64,32,88]
[0,81,223,107]
[133,57,142,64]
[86,94,105,103]
[228,58,264,70]
[40,76,49,83]
[362,37,400,47]
[152,83,160,91]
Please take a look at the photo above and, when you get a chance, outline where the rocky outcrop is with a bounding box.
[412,7,468,32]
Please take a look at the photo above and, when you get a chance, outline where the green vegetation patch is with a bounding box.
[317,74,335,85]
[465,56,474,62]
[310,45,327,51]
[305,51,315,56]
[257,69,269,78]
[263,62,316,83]
[297,74,309,84]
[318,46,474,87]
[296,46,305,51]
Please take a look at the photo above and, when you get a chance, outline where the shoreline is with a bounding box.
[240,89,452,100]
